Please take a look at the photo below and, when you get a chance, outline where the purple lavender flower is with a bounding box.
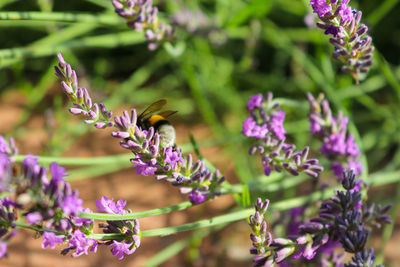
[0,137,121,259]
[249,171,391,266]
[337,0,353,23]
[307,93,362,181]
[269,110,286,140]
[61,191,83,216]
[50,162,67,182]
[99,213,141,261]
[0,198,18,259]
[112,0,176,50]
[133,159,158,176]
[242,117,269,139]
[321,133,346,156]
[26,212,43,225]
[309,0,374,82]
[247,94,264,111]
[109,240,137,260]
[55,54,225,204]
[0,136,18,156]
[0,241,7,258]
[243,93,323,178]
[299,171,390,264]
[68,230,98,257]
[310,0,332,17]
[163,147,185,170]
[345,248,380,267]
[188,189,208,204]
[96,196,128,215]
[0,154,12,193]
[287,207,306,236]
[41,232,64,249]
[54,54,114,129]
[72,208,93,227]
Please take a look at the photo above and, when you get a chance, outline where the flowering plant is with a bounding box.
[0,0,397,265]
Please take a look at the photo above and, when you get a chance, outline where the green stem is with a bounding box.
[13,153,133,166]
[77,169,398,221]
[0,12,121,25]
[14,222,60,234]
[87,185,337,239]
[79,201,194,221]
[80,175,309,221]
[82,170,398,237]
[0,31,145,68]
[14,171,399,240]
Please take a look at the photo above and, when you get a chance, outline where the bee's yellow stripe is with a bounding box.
[148,115,165,126]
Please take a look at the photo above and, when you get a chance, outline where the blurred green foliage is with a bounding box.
[1,0,399,169]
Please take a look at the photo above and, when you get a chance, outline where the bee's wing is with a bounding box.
[138,99,167,120]
[158,110,178,118]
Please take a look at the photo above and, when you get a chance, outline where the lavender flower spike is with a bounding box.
[55,55,224,204]
[309,0,374,83]
[112,0,176,50]
[248,171,391,266]
[307,93,362,181]
[243,92,324,178]
[97,197,141,260]
[54,53,114,129]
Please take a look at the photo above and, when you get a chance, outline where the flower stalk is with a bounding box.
[309,0,374,83]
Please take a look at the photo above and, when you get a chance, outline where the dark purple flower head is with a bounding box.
[294,170,391,265]
[0,198,18,209]
[345,248,378,267]
[41,232,64,249]
[189,189,208,204]
[96,196,127,215]
[324,25,341,37]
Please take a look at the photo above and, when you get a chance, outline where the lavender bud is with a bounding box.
[57,53,66,68]
[61,81,74,95]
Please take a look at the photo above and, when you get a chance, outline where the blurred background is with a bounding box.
[0,0,400,266]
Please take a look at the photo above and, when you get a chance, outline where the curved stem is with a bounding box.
[79,201,194,221]
[14,222,60,234]
[14,170,399,240]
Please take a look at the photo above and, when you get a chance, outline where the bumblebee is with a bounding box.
[137,99,177,148]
